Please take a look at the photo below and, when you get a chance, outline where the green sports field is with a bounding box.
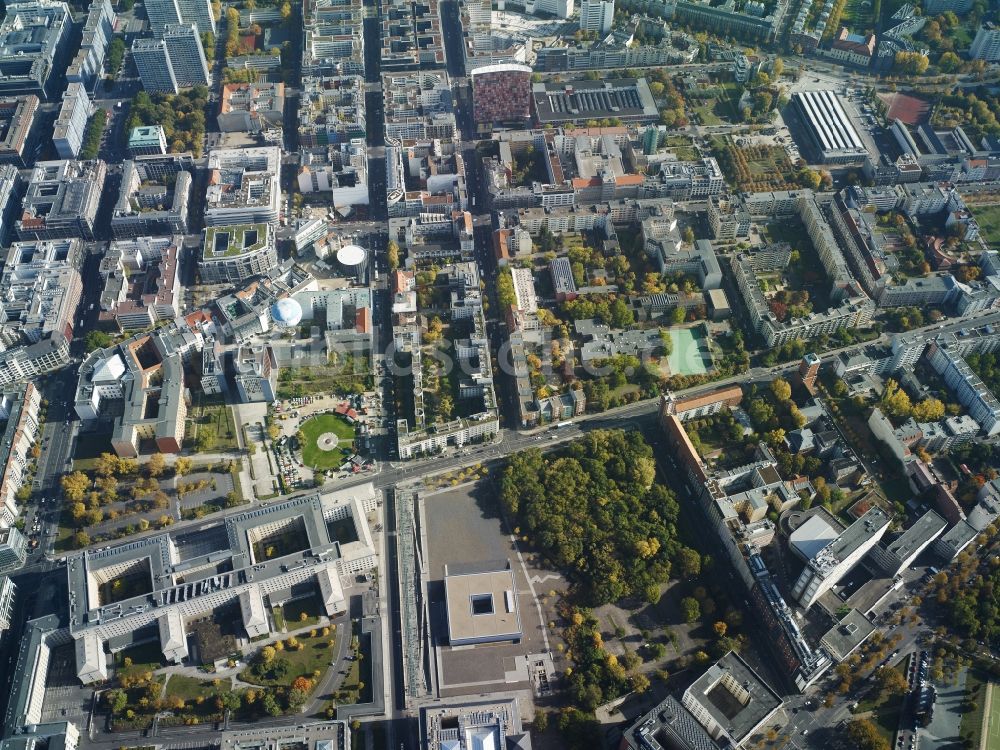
[987,683,1000,750]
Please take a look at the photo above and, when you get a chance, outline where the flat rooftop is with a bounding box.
[886,509,947,563]
[532,78,657,124]
[810,506,890,575]
[820,608,875,661]
[685,651,782,743]
[444,564,522,645]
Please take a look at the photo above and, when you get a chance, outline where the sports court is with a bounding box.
[667,326,713,376]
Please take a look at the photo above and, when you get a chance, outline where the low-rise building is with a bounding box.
[128,125,168,156]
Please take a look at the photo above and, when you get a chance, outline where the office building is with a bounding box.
[791,507,891,608]
[923,0,972,12]
[422,699,528,749]
[128,124,168,155]
[0,526,26,571]
[16,160,106,241]
[531,78,659,125]
[0,575,15,632]
[928,337,1000,436]
[681,652,783,748]
[65,486,376,670]
[52,83,91,159]
[221,723,351,750]
[204,146,281,225]
[579,0,614,33]
[790,90,868,163]
[176,0,215,34]
[970,23,1000,62]
[132,38,178,94]
[0,97,38,166]
[233,344,277,402]
[0,0,73,98]
[444,562,522,646]
[163,23,210,87]
[113,153,193,237]
[200,223,279,284]
[144,0,182,36]
[0,382,42,528]
[471,64,531,127]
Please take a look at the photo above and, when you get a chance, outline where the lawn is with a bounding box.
[239,628,338,688]
[961,670,989,750]
[986,682,1000,750]
[189,394,239,451]
[300,414,356,471]
[283,594,323,629]
[272,606,286,631]
[840,0,874,31]
[277,359,371,399]
[972,204,1000,249]
[664,136,699,161]
[163,675,218,703]
[857,660,908,745]
[117,641,166,674]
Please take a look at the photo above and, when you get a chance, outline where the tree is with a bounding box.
[676,547,701,578]
[61,471,90,502]
[881,379,912,419]
[532,711,549,733]
[262,692,281,716]
[631,673,651,693]
[387,240,400,271]
[147,453,166,477]
[770,377,792,403]
[713,621,728,637]
[175,457,192,476]
[846,719,890,750]
[912,398,945,422]
[670,306,686,325]
[85,330,113,352]
[107,689,128,713]
[681,597,701,623]
[261,645,276,663]
[74,530,91,548]
[874,666,909,699]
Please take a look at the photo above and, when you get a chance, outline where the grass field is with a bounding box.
[163,675,218,703]
[962,670,989,750]
[239,629,338,688]
[189,394,239,451]
[985,682,1000,750]
[972,204,1000,248]
[664,136,699,161]
[300,414,355,470]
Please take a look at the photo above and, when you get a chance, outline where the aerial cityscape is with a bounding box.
[0,0,999,747]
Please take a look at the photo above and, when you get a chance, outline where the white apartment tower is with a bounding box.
[970,23,1000,62]
[163,23,211,87]
[132,38,179,94]
[579,0,614,34]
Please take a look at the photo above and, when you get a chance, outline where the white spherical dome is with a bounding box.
[337,244,366,267]
[271,298,303,328]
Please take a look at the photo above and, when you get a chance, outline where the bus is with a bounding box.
[555,421,572,428]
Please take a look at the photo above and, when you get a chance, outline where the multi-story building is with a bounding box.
[580,0,615,33]
[97,236,181,331]
[65,0,115,87]
[531,78,659,126]
[297,76,366,146]
[144,0,181,36]
[382,71,456,140]
[233,344,277,402]
[219,82,285,132]
[422,699,528,749]
[827,27,875,67]
[791,507,891,608]
[928,337,1000,436]
[923,0,971,13]
[0,575,15,632]
[112,153,193,238]
[132,38,178,94]
[298,141,369,209]
[175,0,214,34]
[0,526,26,571]
[0,97,38,166]
[65,486,376,677]
[52,83,91,159]
[204,146,281,225]
[163,23,210,87]
[790,90,868,163]
[127,125,168,155]
[74,327,196,456]
[0,1,73,98]
[708,195,751,240]
[16,160,106,240]
[0,239,83,347]
[200,223,279,284]
[470,64,532,129]
[386,139,466,217]
[0,382,42,528]
[380,0,444,71]
[970,22,1000,62]
[301,0,365,76]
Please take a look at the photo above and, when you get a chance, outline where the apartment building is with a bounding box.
[298,75,366,146]
[301,0,365,76]
[380,0,445,71]
[53,83,91,159]
[382,72,456,141]
[219,82,285,132]
[0,383,42,529]
[580,0,615,33]
[0,97,38,166]
[65,0,115,87]
[970,22,1000,62]
[928,338,1000,436]
[0,239,83,346]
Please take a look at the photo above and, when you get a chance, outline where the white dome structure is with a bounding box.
[271,297,303,328]
[337,244,366,267]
